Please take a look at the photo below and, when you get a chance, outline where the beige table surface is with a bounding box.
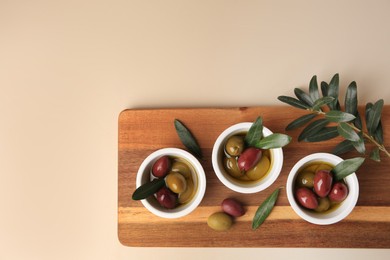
[1,1,390,259]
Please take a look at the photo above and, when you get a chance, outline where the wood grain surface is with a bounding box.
[118,106,390,248]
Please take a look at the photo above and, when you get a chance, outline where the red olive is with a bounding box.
[313,170,333,197]
[155,186,177,209]
[328,182,349,202]
[152,156,171,178]
[221,198,245,217]
[237,147,262,172]
[295,187,318,209]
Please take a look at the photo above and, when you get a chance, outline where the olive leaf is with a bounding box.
[354,111,363,130]
[277,96,310,110]
[305,127,339,142]
[256,134,292,149]
[337,122,360,142]
[298,119,329,141]
[294,88,314,106]
[367,99,384,136]
[285,113,316,131]
[345,81,358,116]
[325,111,356,123]
[309,75,320,101]
[332,139,355,155]
[370,148,381,162]
[327,73,340,110]
[252,187,281,230]
[174,119,202,158]
[320,81,329,97]
[132,178,165,200]
[245,117,263,147]
[332,157,365,181]
[374,121,384,144]
[352,133,366,154]
[311,96,335,111]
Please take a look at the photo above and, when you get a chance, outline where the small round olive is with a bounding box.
[178,178,195,204]
[221,198,245,217]
[152,156,171,178]
[237,147,262,172]
[313,170,333,197]
[246,155,270,181]
[225,135,245,157]
[328,182,349,202]
[171,161,191,178]
[223,157,244,178]
[296,171,315,188]
[166,172,187,194]
[314,197,331,212]
[156,186,177,209]
[295,187,318,209]
[207,212,233,231]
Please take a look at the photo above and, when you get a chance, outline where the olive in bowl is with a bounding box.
[135,148,206,218]
[212,122,284,194]
[286,153,359,225]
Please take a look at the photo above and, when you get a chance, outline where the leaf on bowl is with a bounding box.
[332,157,365,181]
[174,119,202,158]
[245,117,263,147]
[132,178,165,200]
[252,187,281,230]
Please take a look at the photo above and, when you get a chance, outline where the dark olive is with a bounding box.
[296,171,315,188]
[225,135,245,157]
[295,187,318,209]
[237,147,262,172]
[313,170,333,197]
[246,155,270,181]
[171,161,191,178]
[156,186,177,209]
[224,157,244,178]
[314,197,331,212]
[221,198,245,217]
[166,172,187,194]
[152,156,171,178]
[328,182,348,202]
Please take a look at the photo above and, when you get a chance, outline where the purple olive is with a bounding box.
[237,147,262,172]
[152,156,171,178]
[221,198,245,217]
[295,187,318,209]
[156,186,177,209]
[328,182,349,202]
[313,170,333,198]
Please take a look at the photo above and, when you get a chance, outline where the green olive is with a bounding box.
[223,157,244,178]
[246,155,270,181]
[171,161,191,178]
[316,164,333,172]
[178,177,195,204]
[314,197,331,212]
[166,172,187,194]
[296,171,315,188]
[207,212,233,231]
[225,135,244,157]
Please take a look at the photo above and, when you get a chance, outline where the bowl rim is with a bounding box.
[211,122,284,194]
[136,148,206,219]
[286,152,359,225]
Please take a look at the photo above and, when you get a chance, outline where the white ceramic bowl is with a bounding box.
[212,122,284,194]
[286,153,359,225]
[136,148,206,218]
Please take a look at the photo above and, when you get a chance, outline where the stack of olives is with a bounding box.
[223,134,271,182]
[151,155,197,209]
[294,162,349,213]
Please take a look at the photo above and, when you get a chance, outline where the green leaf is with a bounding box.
[332,139,355,155]
[367,99,384,136]
[337,122,360,142]
[305,127,339,142]
[374,121,384,144]
[327,73,340,110]
[245,117,263,147]
[294,88,314,106]
[278,96,310,110]
[174,119,202,158]
[321,81,329,97]
[309,75,320,101]
[256,134,292,149]
[345,81,358,116]
[252,187,281,230]
[325,110,356,122]
[352,133,365,154]
[132,178,165,200]
[365,102,373,121]
[298,119,329,141]
[354,111,363,130]
[332,157,365,181]
[311,96,335,111]
[285,113,316,131]
[370,148,381,162]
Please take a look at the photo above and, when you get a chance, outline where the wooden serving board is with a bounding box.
[118,106,390,248]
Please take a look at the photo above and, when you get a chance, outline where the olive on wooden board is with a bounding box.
[152,156,171,178]
[328,182,349,202]
[166,172,187,194]
[246,155,270,181]
[295,187,318,209]
[221,198,245,217]
[237,147,262,172]
[313,170,333,197]
[156,186,177,209]
[224,157,244,178]
[225,135,245,157]
[207,212,233,231]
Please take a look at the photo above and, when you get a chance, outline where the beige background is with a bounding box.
[1,0,389,259]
